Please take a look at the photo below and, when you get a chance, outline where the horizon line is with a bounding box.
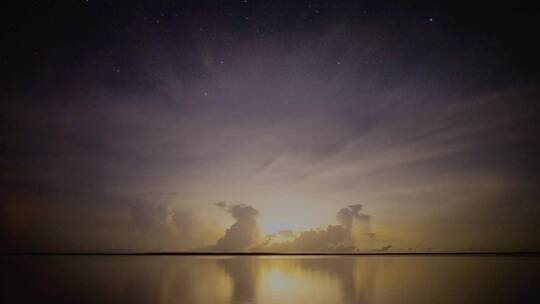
[3,251,540,256]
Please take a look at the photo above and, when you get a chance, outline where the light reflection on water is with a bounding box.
[2,255,540,303]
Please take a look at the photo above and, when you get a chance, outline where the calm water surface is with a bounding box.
[2,255,540,303]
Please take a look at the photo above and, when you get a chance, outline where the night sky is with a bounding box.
[2,1,540,252]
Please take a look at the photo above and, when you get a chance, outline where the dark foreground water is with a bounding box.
[2,255,540,303]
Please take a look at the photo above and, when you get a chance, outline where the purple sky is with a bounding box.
[2,1,540,252]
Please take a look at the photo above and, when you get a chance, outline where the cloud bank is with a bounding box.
[215,203,262,251]
[213,202,375,252]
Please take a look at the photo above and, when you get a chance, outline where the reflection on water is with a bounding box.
[2,255,540,303]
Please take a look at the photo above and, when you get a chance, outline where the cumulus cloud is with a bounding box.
[278,230,295,238]
[255,204,374,252]
[263,225,349,252]
[336,204,372,237]
[215,203,262,251]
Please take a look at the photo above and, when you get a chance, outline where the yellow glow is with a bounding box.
[257,258,341,303]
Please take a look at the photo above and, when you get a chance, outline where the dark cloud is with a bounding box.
[215,201,227,209]
[215,204,261,251]
[336,204,371,235]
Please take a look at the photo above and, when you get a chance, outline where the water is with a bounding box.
[2,255,540,303]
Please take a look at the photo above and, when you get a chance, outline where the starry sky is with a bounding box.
[1,1,540,252]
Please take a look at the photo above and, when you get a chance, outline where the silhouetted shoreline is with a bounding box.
[3,251,540,256]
